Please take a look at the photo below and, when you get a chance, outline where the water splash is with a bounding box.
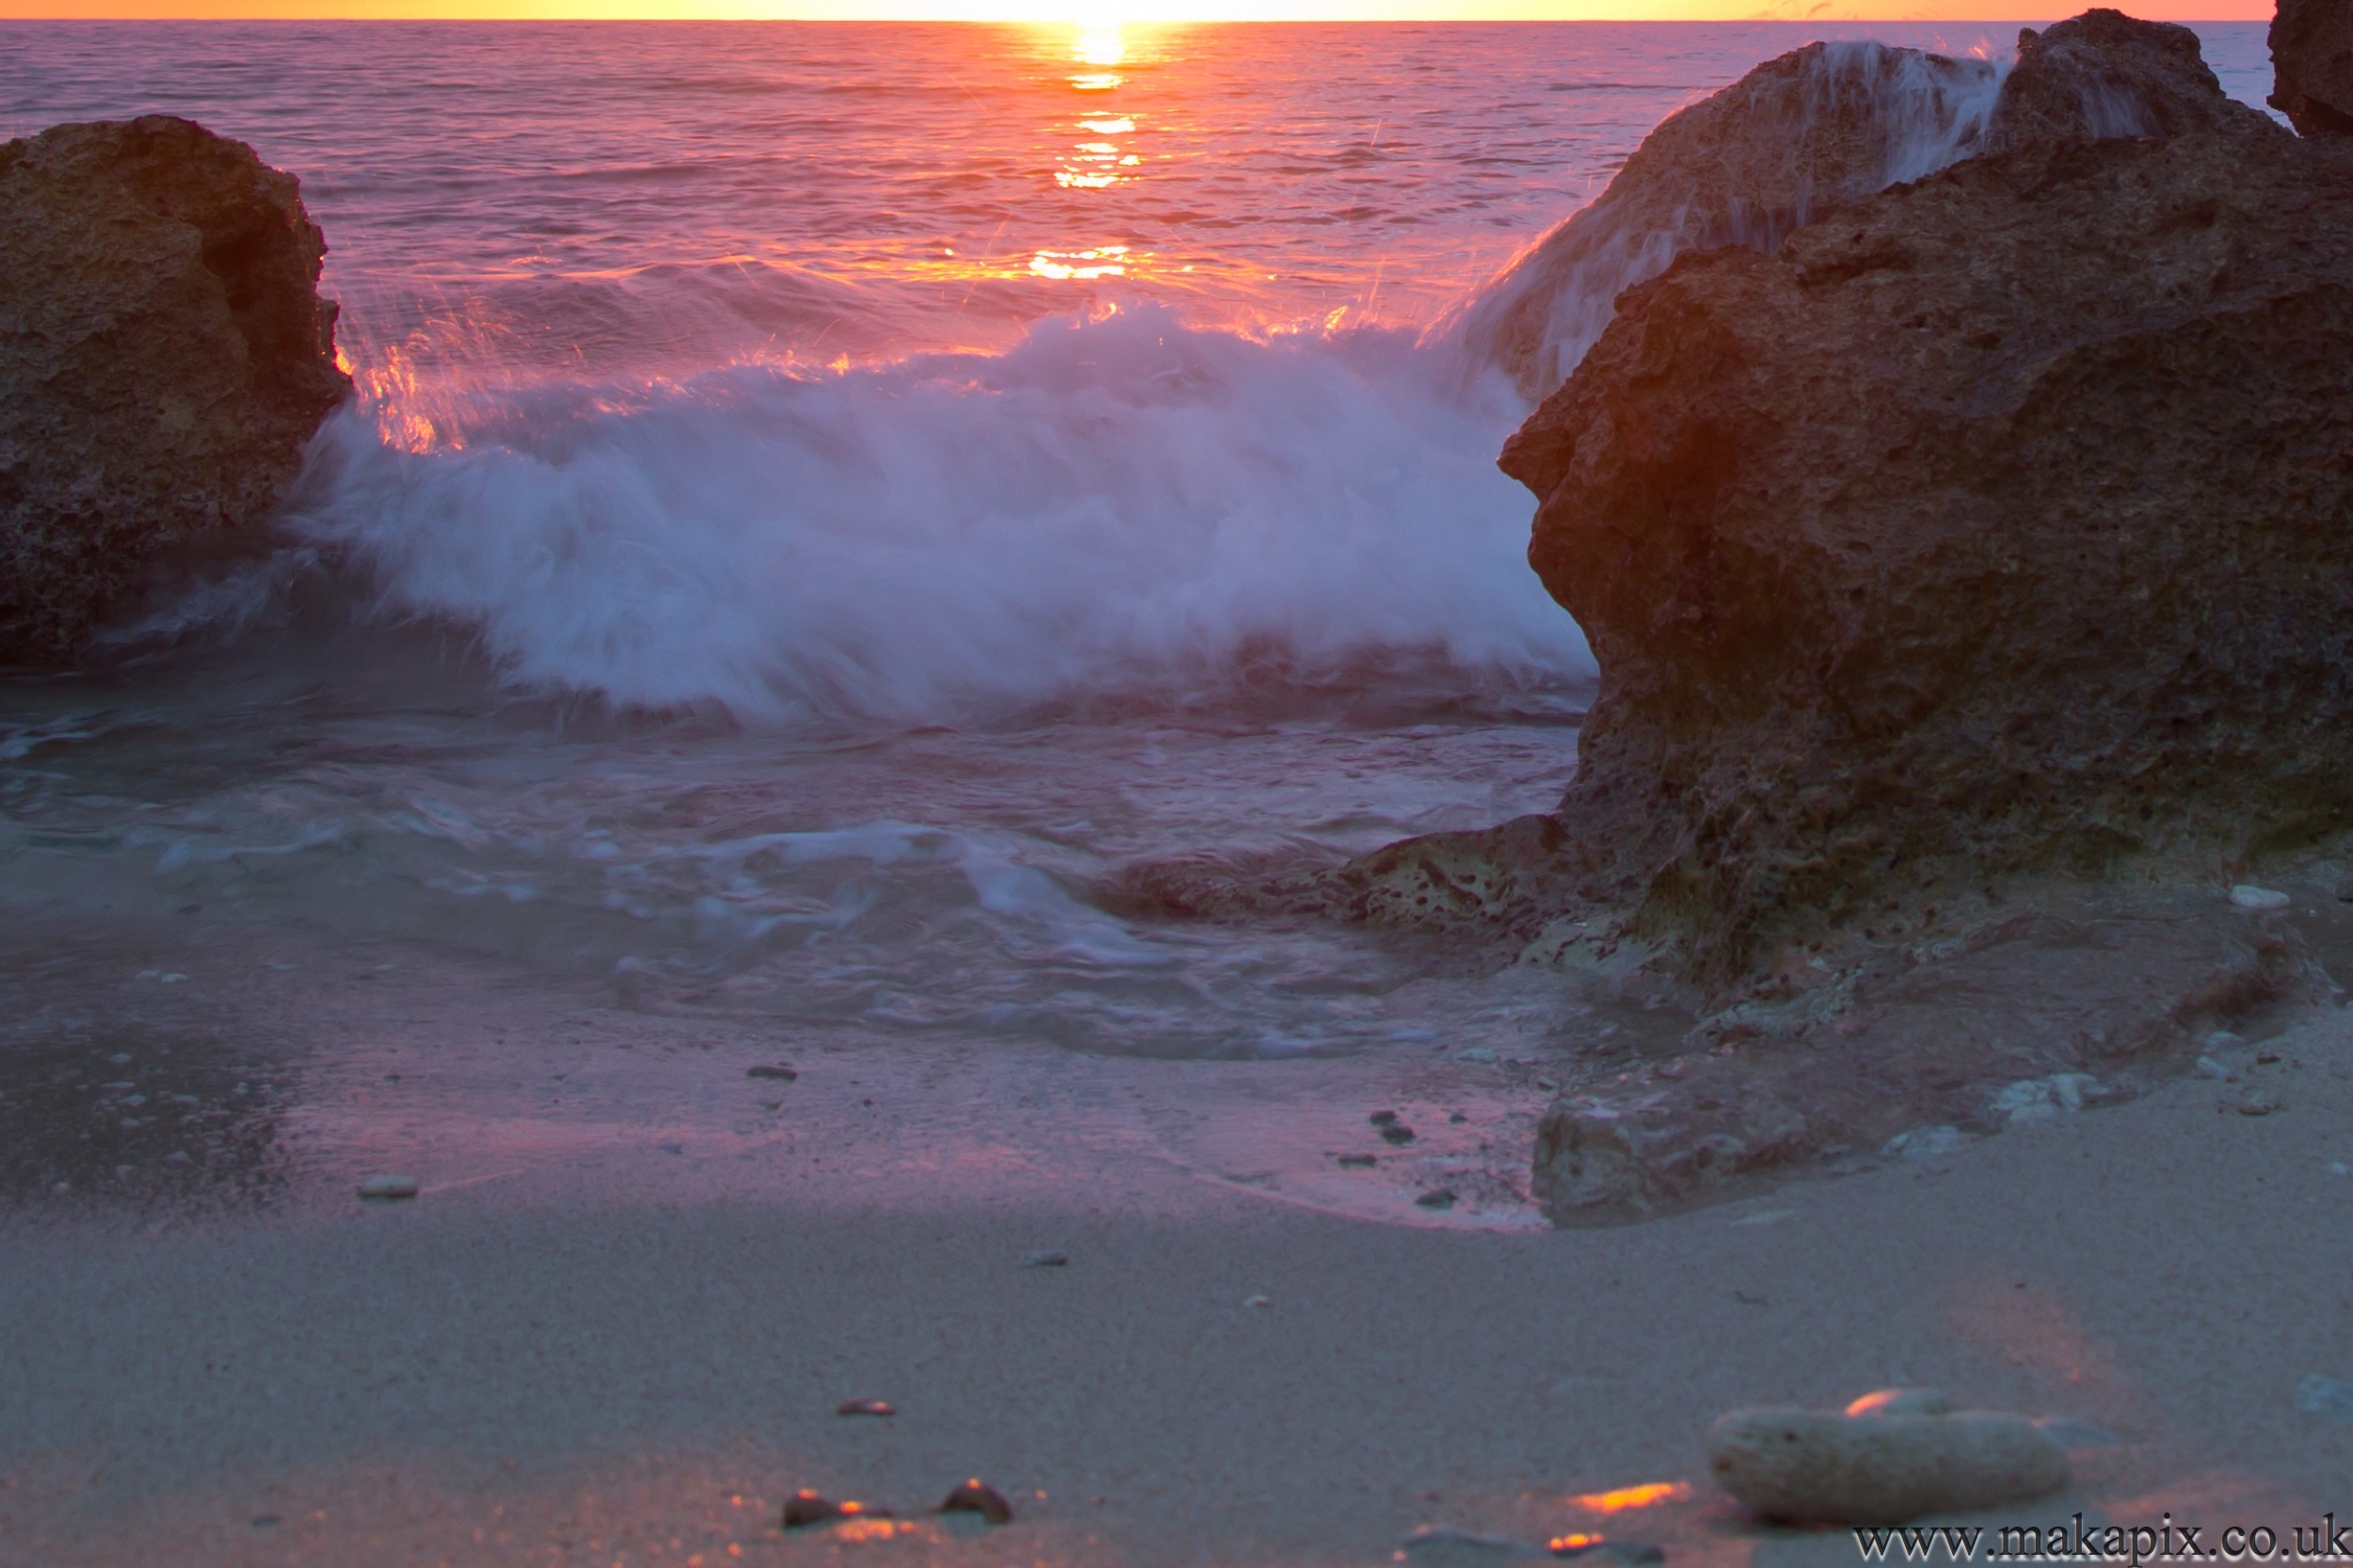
[290,304,1587,723]
[1435,40,2009,401]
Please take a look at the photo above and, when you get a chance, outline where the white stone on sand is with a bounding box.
[1705,1393,2068,1524]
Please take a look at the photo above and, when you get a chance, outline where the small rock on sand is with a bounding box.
[356,1175,419,1200]
[2231,885,2293,910]
[1416,1189,1459,1209]
[1400,1525,1545,1565]
[936,1479,1015,1525]
[746,1064,798,1080]
[783,1491,891,1528]
[1705,1393,2067,1524]
[1020,1250,1068,1268]
[1381,1124,1418,1145]
[836,1398,895,1416]
[1881,1126,1966,1162]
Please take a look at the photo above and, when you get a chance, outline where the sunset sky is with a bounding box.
[0,1,2279,20]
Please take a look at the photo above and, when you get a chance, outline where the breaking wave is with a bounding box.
[291,306,1586,722]
[282,40,2021,726]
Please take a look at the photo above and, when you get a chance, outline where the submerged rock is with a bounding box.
[0,116,348,664]
[2271,0,2353,136]
[1500,11,2348,990]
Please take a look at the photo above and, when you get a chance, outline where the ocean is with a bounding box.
[0,19,2280,1070]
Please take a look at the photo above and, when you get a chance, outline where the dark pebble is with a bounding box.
[1337,1153,1377,1168]
[1369,1110,1398,1126]
[837,1398,896,1416]
[936,1479,1016,1526]
[1380,1124,1417,1144]
[747,1064,798,1081]
[1415,1189,1457,1209]
[1021,1250,1069,1268]
[783,1490,892,1529]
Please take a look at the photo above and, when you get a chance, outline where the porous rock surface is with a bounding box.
[1493,11,2353,1221]
[0,115,348,664]
[1705,1398,2068,1525]
[1500,16,2345,991]
[2270,0,2353,136]
[1985,8,2271,152]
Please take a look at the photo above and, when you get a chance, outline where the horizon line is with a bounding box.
[0,4,2278,20]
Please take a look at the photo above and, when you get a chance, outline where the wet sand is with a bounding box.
[2,919,2350,1566]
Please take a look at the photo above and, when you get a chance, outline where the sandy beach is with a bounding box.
[3,912,2348,1567]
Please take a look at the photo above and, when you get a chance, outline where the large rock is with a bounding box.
[1499,20,2347,991]
[0,116,348,664]
[1985,8,2269,152]
[2271,0,2353,136]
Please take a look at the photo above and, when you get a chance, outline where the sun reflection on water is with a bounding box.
[1030,245,1133,280]
[1073,21,1126,68]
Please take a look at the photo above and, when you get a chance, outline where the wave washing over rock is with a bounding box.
[1493,11,2353,1221]
[1141,10,2353,1224]
[1438,40,2007,402]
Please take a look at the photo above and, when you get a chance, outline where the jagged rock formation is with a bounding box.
[2271,0,2353,136]
[1500,16,2343,991]
[0,115,348,665]
[1481,9,2353,1221]
[1986,8,2268,151]
[1448,41,2005,402]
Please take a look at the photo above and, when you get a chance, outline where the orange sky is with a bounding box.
[0,1,2281,19]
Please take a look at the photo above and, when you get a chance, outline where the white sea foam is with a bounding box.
[292,304,1588,722]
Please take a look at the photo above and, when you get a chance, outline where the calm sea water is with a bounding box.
[0,22,2277,1062]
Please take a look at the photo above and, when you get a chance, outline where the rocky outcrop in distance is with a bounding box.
[0,115,348,665]
[2270,0,2353,136]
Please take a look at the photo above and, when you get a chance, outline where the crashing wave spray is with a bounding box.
[290,306,1589,722]
[1436,41,2009,402]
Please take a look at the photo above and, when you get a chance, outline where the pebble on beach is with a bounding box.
[356,1175,419,1200]
[1416,1189,1459,1209]
[1705,1390,2067,1524]
[783,1490,891,1528]
[936,1479,1016,1525]
[1381,1124,1418,1145]
[746,1064,798,1080]
[1020,1250,1069,1268]
[2230,885,2292,911]
[837,1398,896,1416]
